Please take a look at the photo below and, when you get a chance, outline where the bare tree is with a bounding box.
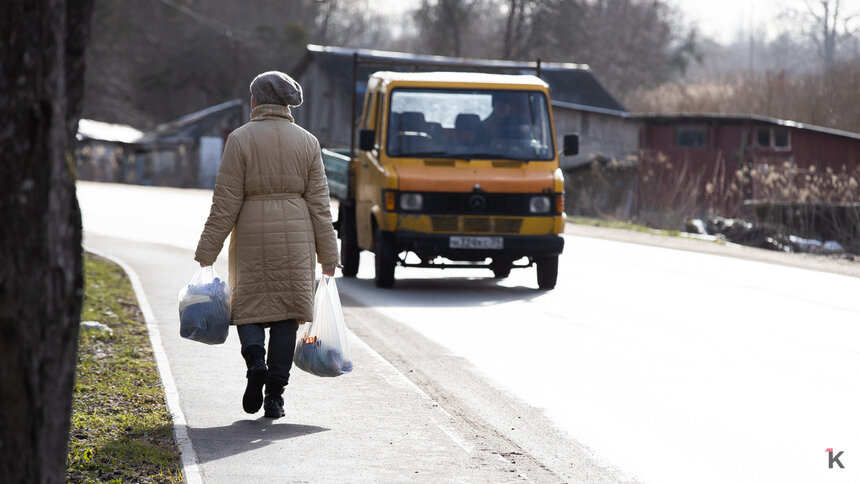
[83,0,321,127]
[502,0,536,59]
[786,0,859,69]
[810,0,841,67]
[82,0,401,128]
[514,0,696,96]
[310,0,399,49]
[413,0,480,57]
[315,0,339,46]
[0,1,93,482]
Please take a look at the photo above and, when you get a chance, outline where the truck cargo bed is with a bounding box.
[322,148,350,200]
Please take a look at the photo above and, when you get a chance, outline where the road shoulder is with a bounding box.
[565,223,860,278]
[342,298,632,483]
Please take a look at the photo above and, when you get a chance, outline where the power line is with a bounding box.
[153,0,251,41]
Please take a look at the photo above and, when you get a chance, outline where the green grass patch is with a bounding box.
[67,253,182,483]
[568,216,682,237]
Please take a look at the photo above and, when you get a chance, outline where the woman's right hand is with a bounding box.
[322,264,342,277]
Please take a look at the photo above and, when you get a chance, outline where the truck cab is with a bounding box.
[336,71,578,288]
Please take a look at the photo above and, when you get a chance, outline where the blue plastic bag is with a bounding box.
[294,276,353,377]
[177,266,230,345]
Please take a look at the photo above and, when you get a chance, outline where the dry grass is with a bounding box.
[635,151,704,228]
[625,62,860,134]
[567,154,860,251]
[747,162,860,203]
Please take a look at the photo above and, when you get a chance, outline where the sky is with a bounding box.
[672,0,806,44]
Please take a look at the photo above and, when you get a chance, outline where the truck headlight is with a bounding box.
[529,195,551,213]
[400,193,423,211]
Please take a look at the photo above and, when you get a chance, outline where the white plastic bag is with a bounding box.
[177,266,230,345]
[294,276,353,377]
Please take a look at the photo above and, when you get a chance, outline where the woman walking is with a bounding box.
[195,71,339,419]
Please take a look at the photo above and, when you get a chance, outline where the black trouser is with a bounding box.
[236,319,298,392]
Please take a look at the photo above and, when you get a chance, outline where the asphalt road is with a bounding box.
[78,181,860,483]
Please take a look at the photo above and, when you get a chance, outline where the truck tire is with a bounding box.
[339,205,360,277]
[374,227,396,288]
[535,255,558,290]
[489,258,513,279]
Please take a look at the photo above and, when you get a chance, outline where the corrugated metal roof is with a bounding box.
[292,44,627,114]
[632,112,860,141]
[77,119,144,143]
[306,44,590,71]
[551,100,631,118]
[138,99,244,143]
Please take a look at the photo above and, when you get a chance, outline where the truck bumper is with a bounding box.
[392,232,564,261]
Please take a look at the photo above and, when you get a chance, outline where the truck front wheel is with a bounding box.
[339,206,360,277]
[535,255,558,290]
[374,227,396,288]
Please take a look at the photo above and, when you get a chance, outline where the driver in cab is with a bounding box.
[475,92,531,148]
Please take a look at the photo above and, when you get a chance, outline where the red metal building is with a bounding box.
[633,113,860,217]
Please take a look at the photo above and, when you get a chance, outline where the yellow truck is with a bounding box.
[327,70,578,289]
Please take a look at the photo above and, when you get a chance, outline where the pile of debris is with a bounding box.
[685,215,847,255]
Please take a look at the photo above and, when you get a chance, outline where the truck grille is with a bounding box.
[463,217,492,232]
[430,216,459,232]
[430,216,523,234]
[495,218,524,233]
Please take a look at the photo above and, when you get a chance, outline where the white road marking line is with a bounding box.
[84,246,203,484]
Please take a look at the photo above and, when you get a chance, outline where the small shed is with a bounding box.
[77,100,245,188]
[75,119,144,183]
[131,99,245,188]
[289,44,635,170]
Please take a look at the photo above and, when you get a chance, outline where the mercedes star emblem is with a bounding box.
[468,194,487,211]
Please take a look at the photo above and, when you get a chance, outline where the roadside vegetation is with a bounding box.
[67,253,182,483]
[567,216,681,238]
[567,155,860,255]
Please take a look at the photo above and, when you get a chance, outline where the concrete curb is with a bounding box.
[84,246,203,484]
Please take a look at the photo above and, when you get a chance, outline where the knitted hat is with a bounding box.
[250,71,303,107]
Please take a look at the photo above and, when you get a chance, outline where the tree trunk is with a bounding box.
[440,0,464,57]
[503,0,518,59]
[0,1,93,482]
[502,0,530,60]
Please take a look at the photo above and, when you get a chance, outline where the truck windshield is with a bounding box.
[386,89,555,161]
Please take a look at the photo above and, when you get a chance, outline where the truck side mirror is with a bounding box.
[359,129,376,152]
[563,133,579,156]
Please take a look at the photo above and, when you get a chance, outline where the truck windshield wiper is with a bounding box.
[460,153,502,160]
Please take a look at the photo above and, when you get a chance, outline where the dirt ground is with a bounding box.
[565,223,860,279]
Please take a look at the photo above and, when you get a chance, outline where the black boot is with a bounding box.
[242,345,268,414]
[263,383,285,419]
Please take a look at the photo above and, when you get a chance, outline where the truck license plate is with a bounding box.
[449,236,503,250]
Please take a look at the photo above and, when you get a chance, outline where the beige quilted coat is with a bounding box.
[195,104,339,325]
